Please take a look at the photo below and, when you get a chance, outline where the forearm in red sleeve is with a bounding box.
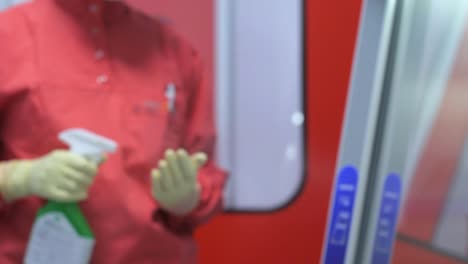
[153,49,228,234]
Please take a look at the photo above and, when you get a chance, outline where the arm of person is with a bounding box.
[0,151,101,204]
[152,49,228,234]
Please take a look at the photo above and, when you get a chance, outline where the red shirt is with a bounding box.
[0,0,227,263]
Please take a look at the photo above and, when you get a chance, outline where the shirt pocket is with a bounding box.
[121,83,177,176]
[119,80,188,177]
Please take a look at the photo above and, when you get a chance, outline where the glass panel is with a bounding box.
[395,0,468,261]
[216,0,305,211]
[356,0,468,263]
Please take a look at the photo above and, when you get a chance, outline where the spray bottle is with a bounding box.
[24,128,118,264]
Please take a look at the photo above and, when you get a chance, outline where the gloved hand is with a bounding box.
[0,150,100,202]
[151,149,207,216]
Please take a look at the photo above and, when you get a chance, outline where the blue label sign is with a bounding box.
[371,173,402,264]
[324,166,359,264]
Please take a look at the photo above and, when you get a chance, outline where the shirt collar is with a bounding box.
[55,0,130,25]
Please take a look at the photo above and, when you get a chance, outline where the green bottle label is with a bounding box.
[37,202,94,238]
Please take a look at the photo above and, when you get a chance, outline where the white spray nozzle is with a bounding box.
[58,128,118,163]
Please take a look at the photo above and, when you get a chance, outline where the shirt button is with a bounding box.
[96,74,108,85]
[95,50,105,60]
[89,3,100,14]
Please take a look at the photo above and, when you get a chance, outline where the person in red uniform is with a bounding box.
[0,0,227,263]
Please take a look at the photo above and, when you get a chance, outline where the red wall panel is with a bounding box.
[195,1,362,262]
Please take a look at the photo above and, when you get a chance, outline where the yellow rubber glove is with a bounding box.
[151,149,207,216]
[0,150,99,202]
